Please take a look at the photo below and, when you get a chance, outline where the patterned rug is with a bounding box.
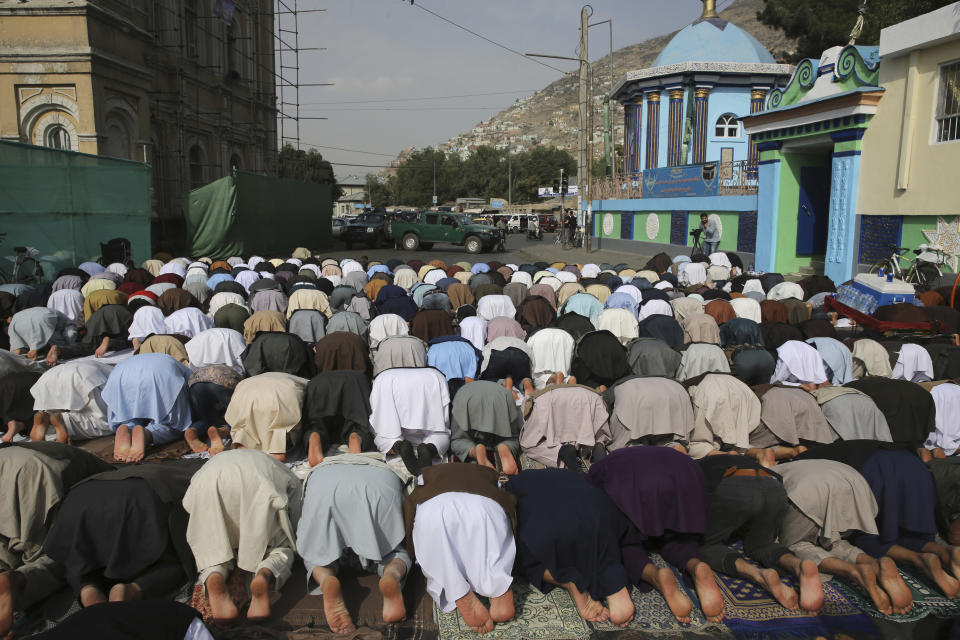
[716,571,881,640]
[436,555,728,640]
[833,562,960,623]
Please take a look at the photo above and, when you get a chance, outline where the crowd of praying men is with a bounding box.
[0,247,960,638]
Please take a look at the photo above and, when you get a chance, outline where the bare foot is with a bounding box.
[25,350,37,361]
[474,444,495,470]
[656,567,693,624]
[205,572,239,623]
[502,376,518,401]
[489,589,515,623]
[798,560,824,614]
[128,425,148,463]
[918,448,933,463]
[379,573,407,623]
[606,587,635,627]
[566,375,577,385]
[878,557,913,615]
[950,519,960,547]
[80,584,107,608]
[670,443,689,455]
[208,426,225,455]
[113,424,132,462]
[758,568,798,610]
[933,447,947,459]
[1,421,22,443]
[44,345,59,366]
[522,378,534,395]
[108,582,142,602]
[567,583,609,623]
[348,431,362,453]
[548,371,563,386]
[184,428,208,453]
[308,432,325,467]
[497,444,519,476]
[0,571,25,640]
[921,553,959,597]
[322,576,355,634]
[270,452,287,463]
[751,448,775,469]
[30,412,48,442]
[692,561,725,623]
[247,569,273,622]
[50,412,69,444]
[455,590,493,634]
[596,385,607,393]
[854,563,892,615]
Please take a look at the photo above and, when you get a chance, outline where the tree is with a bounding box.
[758,0,956,62]
[365,173,392,208]
[278,144,343,200]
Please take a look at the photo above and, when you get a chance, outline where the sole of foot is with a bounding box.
[878,557,912,615]
[207,426,225,456]
[308,432,324,467]
[798,560,825,614]
[50,413,69,444]
[108,583,142,603]
[568,584,609,623]
[348,432,363,454]
[0,571,24,640]
[322,576,356,634]
[692,562,725,623]
[379,575,407,623]
[607,587,635,628]
[113,424,132,462]
[247,570,273,622]
[205,573,238,624]
[856,564,892,616]
[489,590,515,623]
[184,429,208,453]
[455,591,494,634]
[128,425,147,463]
[497,444,519,476]
[921,553,960,598]
[759,568,798,610]
[657,566,692,624]
[79,584,107,608]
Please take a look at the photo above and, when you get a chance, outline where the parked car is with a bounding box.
[331,218,346,239]
[343,212,390,249]
[389,211,499,254]
[538,213,559,232]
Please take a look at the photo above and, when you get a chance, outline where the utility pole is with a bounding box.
[432,157,436,208]
[508,152,512,205]
[560,167,566,249]
[578,6,592,254]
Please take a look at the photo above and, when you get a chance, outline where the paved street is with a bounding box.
[321,231,652,267]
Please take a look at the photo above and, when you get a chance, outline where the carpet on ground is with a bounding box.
[834,562,960,623]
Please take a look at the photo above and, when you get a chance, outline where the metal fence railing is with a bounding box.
[591,160,759,200]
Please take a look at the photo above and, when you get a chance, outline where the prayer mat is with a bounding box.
[76,434,191,465]
[270,564,438,640]
[436,555,728,640]
[716,571,881,640]
[834,562,960,623]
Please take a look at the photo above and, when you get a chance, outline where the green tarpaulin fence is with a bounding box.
[0,140,152,277]
[185,172,331,259]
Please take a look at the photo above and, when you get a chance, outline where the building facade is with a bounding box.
[0,0,277,244]
[856,2,960,270]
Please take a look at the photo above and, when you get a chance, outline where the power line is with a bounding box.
[298,88,540,106]
[300,143,397,157]
[302,105,511,112]
[411,2,570,74]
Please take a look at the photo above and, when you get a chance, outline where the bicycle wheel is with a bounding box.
[914,262,941,288]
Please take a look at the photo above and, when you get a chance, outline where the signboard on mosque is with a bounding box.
[642,164,719,198]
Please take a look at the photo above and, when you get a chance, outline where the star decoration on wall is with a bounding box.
[922,216,960,272]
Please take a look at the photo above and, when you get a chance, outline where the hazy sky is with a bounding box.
[294,0,721,181]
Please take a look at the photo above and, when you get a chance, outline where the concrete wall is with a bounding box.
[705,85,751,163]
[858,37,960,216]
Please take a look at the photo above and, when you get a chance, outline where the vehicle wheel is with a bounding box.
[368,235,381,250]
[465,236,483,254]
[420,242,434,251]
[402,233,420,251]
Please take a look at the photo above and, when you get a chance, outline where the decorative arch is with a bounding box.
[20,91,81,150]
[31,111,80,151]
[714,113,740,138]
[188,142,208,189]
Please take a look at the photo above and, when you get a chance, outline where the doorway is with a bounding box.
[796,165,830,256]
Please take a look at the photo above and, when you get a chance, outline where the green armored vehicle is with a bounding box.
[388,211,501,254]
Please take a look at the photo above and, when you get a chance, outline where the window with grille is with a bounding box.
[44,125,70,150]
[715,114,740,138]
[936,60,960,143]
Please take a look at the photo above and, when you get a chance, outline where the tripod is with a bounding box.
[689,229,703,258]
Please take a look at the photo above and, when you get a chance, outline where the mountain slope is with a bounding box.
[434,0,795,160]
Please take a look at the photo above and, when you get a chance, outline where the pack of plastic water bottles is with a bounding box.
[834,284,879,315]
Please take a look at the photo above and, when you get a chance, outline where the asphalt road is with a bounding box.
[320,231,651,267]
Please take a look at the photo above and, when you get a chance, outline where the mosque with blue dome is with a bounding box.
[613,0,793,172]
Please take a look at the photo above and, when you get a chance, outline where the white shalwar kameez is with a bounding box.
[412,492,515,612]
[369,367,451,457]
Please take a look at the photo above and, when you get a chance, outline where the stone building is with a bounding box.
[0,0,277,243]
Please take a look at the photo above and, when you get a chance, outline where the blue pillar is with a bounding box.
[825,151,862,284]
[754,142,782,273]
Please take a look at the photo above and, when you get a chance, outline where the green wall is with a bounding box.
[685,212,740,252]
[773,151,831,274]
[900,215,958,256]
[596,210,745,251]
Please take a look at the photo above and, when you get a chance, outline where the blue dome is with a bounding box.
[653,19,776,66]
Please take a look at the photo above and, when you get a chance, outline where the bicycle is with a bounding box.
[868,243,946,288]
[0,233,44,285]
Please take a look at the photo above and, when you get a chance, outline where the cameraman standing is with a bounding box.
[699,213,719,255]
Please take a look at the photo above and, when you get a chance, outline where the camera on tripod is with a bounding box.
[689,228,702,238]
